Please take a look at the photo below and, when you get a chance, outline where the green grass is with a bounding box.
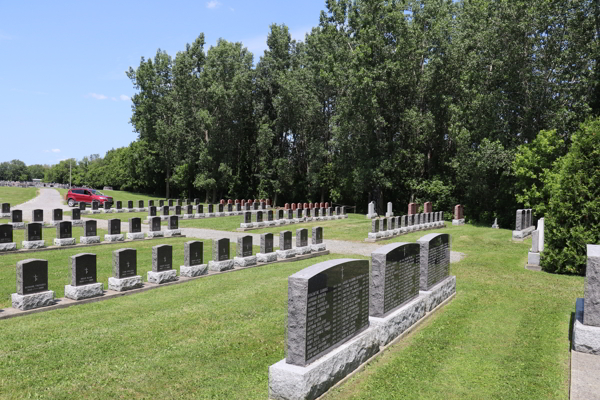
[0,187,39,207]
[0,224,582,399]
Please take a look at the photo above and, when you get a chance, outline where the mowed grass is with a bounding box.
[0,224,583,399]
[0,187,39,206]
[0,237,272,309]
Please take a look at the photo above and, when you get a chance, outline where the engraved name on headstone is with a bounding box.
[17,259,48,295]
[286,259,370,366]
[370,242,420,317]
[71,253,97,286]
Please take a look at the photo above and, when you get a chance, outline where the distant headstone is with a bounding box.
[296,228,308,247]
[150,216,161,231]
[138,200,144,208]
[79,202,86,210]
[168,215,178,230]
[370,242,420,317]
[286,258,370,366]
[84,220,97,237]
[116,201,122,209]
[208,204,214,213]
[56,221,72,239]
[1,203,9,214]
[312,227,323,244]
[280,231,293,250]
[175,205,182,215]
[196,205,204,214]
[11,210,22,223]
[148,206,157,216]
[0,224,13,243]
[261,233,274,254]
[218,204,224,213]
[103,201,111,210]
[129,217,141,233]
[92,201,99,210]
[256,211,263,223]
[149,200,154,207]
[32,209,43,222]
[268,210,274,221]
[72,208,81,220]
[162,206,169,216]
[108,219,121,235]
[417,233,450,290]
[128,201,134,209]
[371,219,380,233]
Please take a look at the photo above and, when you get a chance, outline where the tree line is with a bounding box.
[9,0,600,231]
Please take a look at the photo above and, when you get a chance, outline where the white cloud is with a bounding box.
[206,1,220,9]
[87,92,108,100]
[0,33,12,41]
[111,97,117,101]
[51,149,60,153]
[229,6,235,12]
[120,94,130,101]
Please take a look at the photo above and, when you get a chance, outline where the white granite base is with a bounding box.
[310,244,326,252]
[276,249,296,259]
[0,213,9,218]
[234,255,257,268]
[116,209,126,213]
[206,213,215,218]
[183,214,194,219]
[65,283,104,300]
[90,210,100,214]
[11,291,55,310]
[164,229,181,237]
[127,232,145,240]
[573,298,600,355]
[0,242,17,252]
[71,220,83,227]
[419,275,456,312]
[53,238,76,246]
[80,236,100,244]
[160,216,169,221]
[296,246,312,256]
[22,240,45,249]
[194,213,205,219]
[147,231,164,238]
[147,269,177,284]
[104,209,114,213]
[240,223,254,229]
[369,295,427,346]
[366,213,377,219]
[180,264,208,277]
[108,276,142,291]
[257,252,278,263]
[512,226,535,241]
[527,252,540,266]
[104,234,124,242]
[268,327,380,400]
[208,259,234,272]
[10,222,24,229]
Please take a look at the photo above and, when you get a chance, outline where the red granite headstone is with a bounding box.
[292,203,297,211]
[303,203,309,209]
[235,199,240,204]
[454,204,463,219]
[285,203,289,209]
[325,202,329,208]
[220,199,225,205]
[297,203,302,209]
[266,199,271,206]
[320,202,325,208]
[228,199,233,204]
[424,202,432,213]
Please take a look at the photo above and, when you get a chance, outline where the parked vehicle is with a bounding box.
[65,188,113,208]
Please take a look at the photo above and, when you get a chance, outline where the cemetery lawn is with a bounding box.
[0,225,582,399]
[0,186,39,206]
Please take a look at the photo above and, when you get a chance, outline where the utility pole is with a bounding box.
[69,160,72,188]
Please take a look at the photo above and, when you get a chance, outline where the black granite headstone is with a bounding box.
[150,216,161,231]
[186,205,193,215]
[84,220,97,237]
[0,224,13,243]
[244,211,252,224]
[116,201,122,209]
[194,198,200,205]
[11,210,22,223]
[56,221,72,239]
[286,258,370,366]
[92,201,99,210]
[287,210,293,220]
[261,233,273,254]
[79,202,86,210]
[71,253,97,286]
[159,200,164,207]
[228,203,233,212]
[306,208,311,218]
[296,228,308,247]
[32,209,43,222]
[175,205,181,215]
[128,201,134,209]
[1,203,9,214]
[268,210,273,221]
[129,217,141,233]
[278,209,284,219]
[162,206,169,216]
[184,241,203,266]
[103,201,111,210]
[256,211,263,223]
[218,204,224,213]
[113,248,137,279]
[153,244,173,272]
[108,219,121,235]
[196,204,204,214]
[312,227,323,244]
[72,208,81,220]
[168,215,178,230]
[138,200,144,208]
[168,199,174,207]
[52,208,62,221]
[148,206,157,216]
[17,259,48,295]
[213,238,230,261]
[238,235,253,258]
[236,203,241,212]
[25,223,42,241]
[370,242,420,317]
[208,204,214,213]
[280,231,292,250]
[148,200,154,207]
[177,199,182,206]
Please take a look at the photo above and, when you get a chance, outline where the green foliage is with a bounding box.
[542,118,600,275]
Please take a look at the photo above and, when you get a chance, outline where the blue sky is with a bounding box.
[0,0,326,166]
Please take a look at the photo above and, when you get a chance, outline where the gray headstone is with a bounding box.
[12,210,22,223]
[237,235,253,258]
[256,211,263,223]
[244,212,252,224]
[108,219,121,235]
[72,208,81,220]
[417,233,451,291]
[196,205,204,214]
[208,204,214,213]
[168,215,178,230]
[184,241,203,266]
[129,218,141,233]
[194,198,200,205]
[84,220,97,237]
[371,219,380,233]
[25,222,42,241]
[584,245,600,327]
[113,248,137,279]
[128,201,134,209]
[138,200,144,208]
[32,209,43,222]
[162,206,169,216]
[515,209,523,230]
[148,206,157,216]
[213,238,230,261]
[382,218,388,231]
[56,221,72,239]
[280,231,292,250]
[370,242,420,317]
[16,259,48,295]
[175,205,181,215]
[1,203,9,213]
[531,230,540,253]
[152,244,173,272]
[312,227,323,244]
[116,201,122,209]
[296,228,308,247]
[71,253,97,286]
[150,216,161,232]
[286,258,370,366]
[0,224,13,243]
[52,209,62,222]
[260,233,273,254]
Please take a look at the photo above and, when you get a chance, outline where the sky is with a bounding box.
[0,0,327,166]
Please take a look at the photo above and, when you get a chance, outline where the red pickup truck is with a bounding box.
[65,188,113,207]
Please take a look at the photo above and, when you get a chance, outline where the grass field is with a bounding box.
[0,224,583,399]
[0,186,39,207]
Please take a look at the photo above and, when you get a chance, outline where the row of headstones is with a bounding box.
[515,209,533,231]
[209,227,327,270]
[0,181,69,188]
[3,207,84,226]
[283,202,331,210]
[368,212,444,239]
[11,242,202,309]
[145,202,270,219]
[269,232,453,400]
[0,216,179,251]
[240,207,347,228]
[367,201,439,218]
